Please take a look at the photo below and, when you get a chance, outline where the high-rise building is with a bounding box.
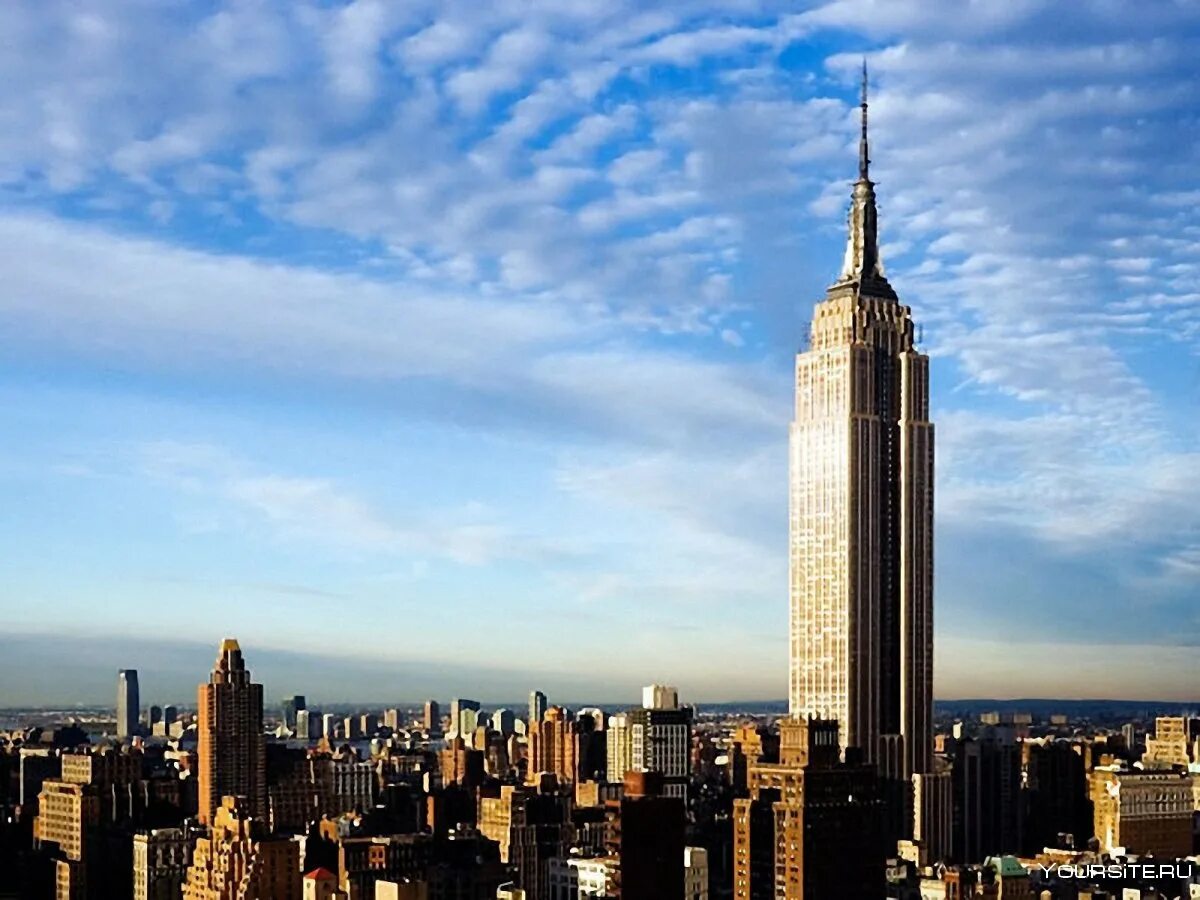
[684,846,709,900]
[609,771,685,900]
[423,700,440,733]
[295,709,314,741]
[449,698,480,738]
[182,795,300,900]
[948,726,1022,863]
[607,713,632,784]
[912,763,953,863]
[1143,716,1196,769]
[1121,722,1139,756]
[787,65,934,792]
[1090,766,1193,859]
[478,779,571,900]
[196,638,267,825]
[527,707,578,786]
[529,691,547,731]
[35,749,145,900]
[1021,739,1091,854]
[628,704,691,801]
[732,719,884,899]
[575,709,607,783]
[117,669,140,740]
[491,708,516,735]
[641,685,678,711]
[439,736,484,789]
[282,695,306,731]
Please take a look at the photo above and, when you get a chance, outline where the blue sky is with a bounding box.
[1,0,1198,706]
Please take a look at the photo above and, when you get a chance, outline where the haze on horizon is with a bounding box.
[1,1,1198,707]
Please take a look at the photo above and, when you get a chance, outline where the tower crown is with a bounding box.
[836,61,893,299]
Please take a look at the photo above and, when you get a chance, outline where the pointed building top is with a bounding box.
[835,58,892,296]
[859,59,870,181]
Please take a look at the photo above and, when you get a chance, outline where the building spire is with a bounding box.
[859,58,870,181]
[837,58,890,293]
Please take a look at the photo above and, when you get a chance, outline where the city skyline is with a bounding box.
[2,2,1199,705]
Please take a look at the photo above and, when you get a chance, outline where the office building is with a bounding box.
[1143,716,1195,769]
[296,709,315,741]
[642,685,678,711]
[628,703,691,801]
[948,726,1022,863]
[607,713,631,784]
[196,637,267,825]
[1090,766,1193,858]
[732,719,884,899]
[492,708,516,736]
[529,692,547,732]
[685,846,709,900]
[610,770,685,900]
[282,695,307,731]
[449,699,480,739]
[478,780,571,900]
[423,700,440,733]
[1021,739,1091,854]
[528,707,579,787]
[118,669,140,740]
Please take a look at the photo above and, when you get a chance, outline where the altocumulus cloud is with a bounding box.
[0,0,1198,702]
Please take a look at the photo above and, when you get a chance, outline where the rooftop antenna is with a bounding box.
[858,58,870,181]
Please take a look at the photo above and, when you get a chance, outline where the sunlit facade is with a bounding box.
[788,69,933,785]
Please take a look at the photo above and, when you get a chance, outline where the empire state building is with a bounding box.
[788,68,933,786]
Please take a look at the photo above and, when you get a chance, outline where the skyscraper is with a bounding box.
[281,695,306,731]
[196,638,267,825]
[117,669,140,740]
[424,699,441,733]
[529,691,547,731]
[449,698,480,738]
[788,65,934,788]
[527,707,578,786]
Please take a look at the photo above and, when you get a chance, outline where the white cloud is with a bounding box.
[1,0,1199,694]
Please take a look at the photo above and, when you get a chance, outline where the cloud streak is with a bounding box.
[0,0,1198,699]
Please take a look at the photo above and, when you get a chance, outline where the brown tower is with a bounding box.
[527,706,578,786]
[196,638,267,825]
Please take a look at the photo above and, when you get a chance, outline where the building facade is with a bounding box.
[117,669,140,740]
[1090,766,1193,858]
[628,704,692,801]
